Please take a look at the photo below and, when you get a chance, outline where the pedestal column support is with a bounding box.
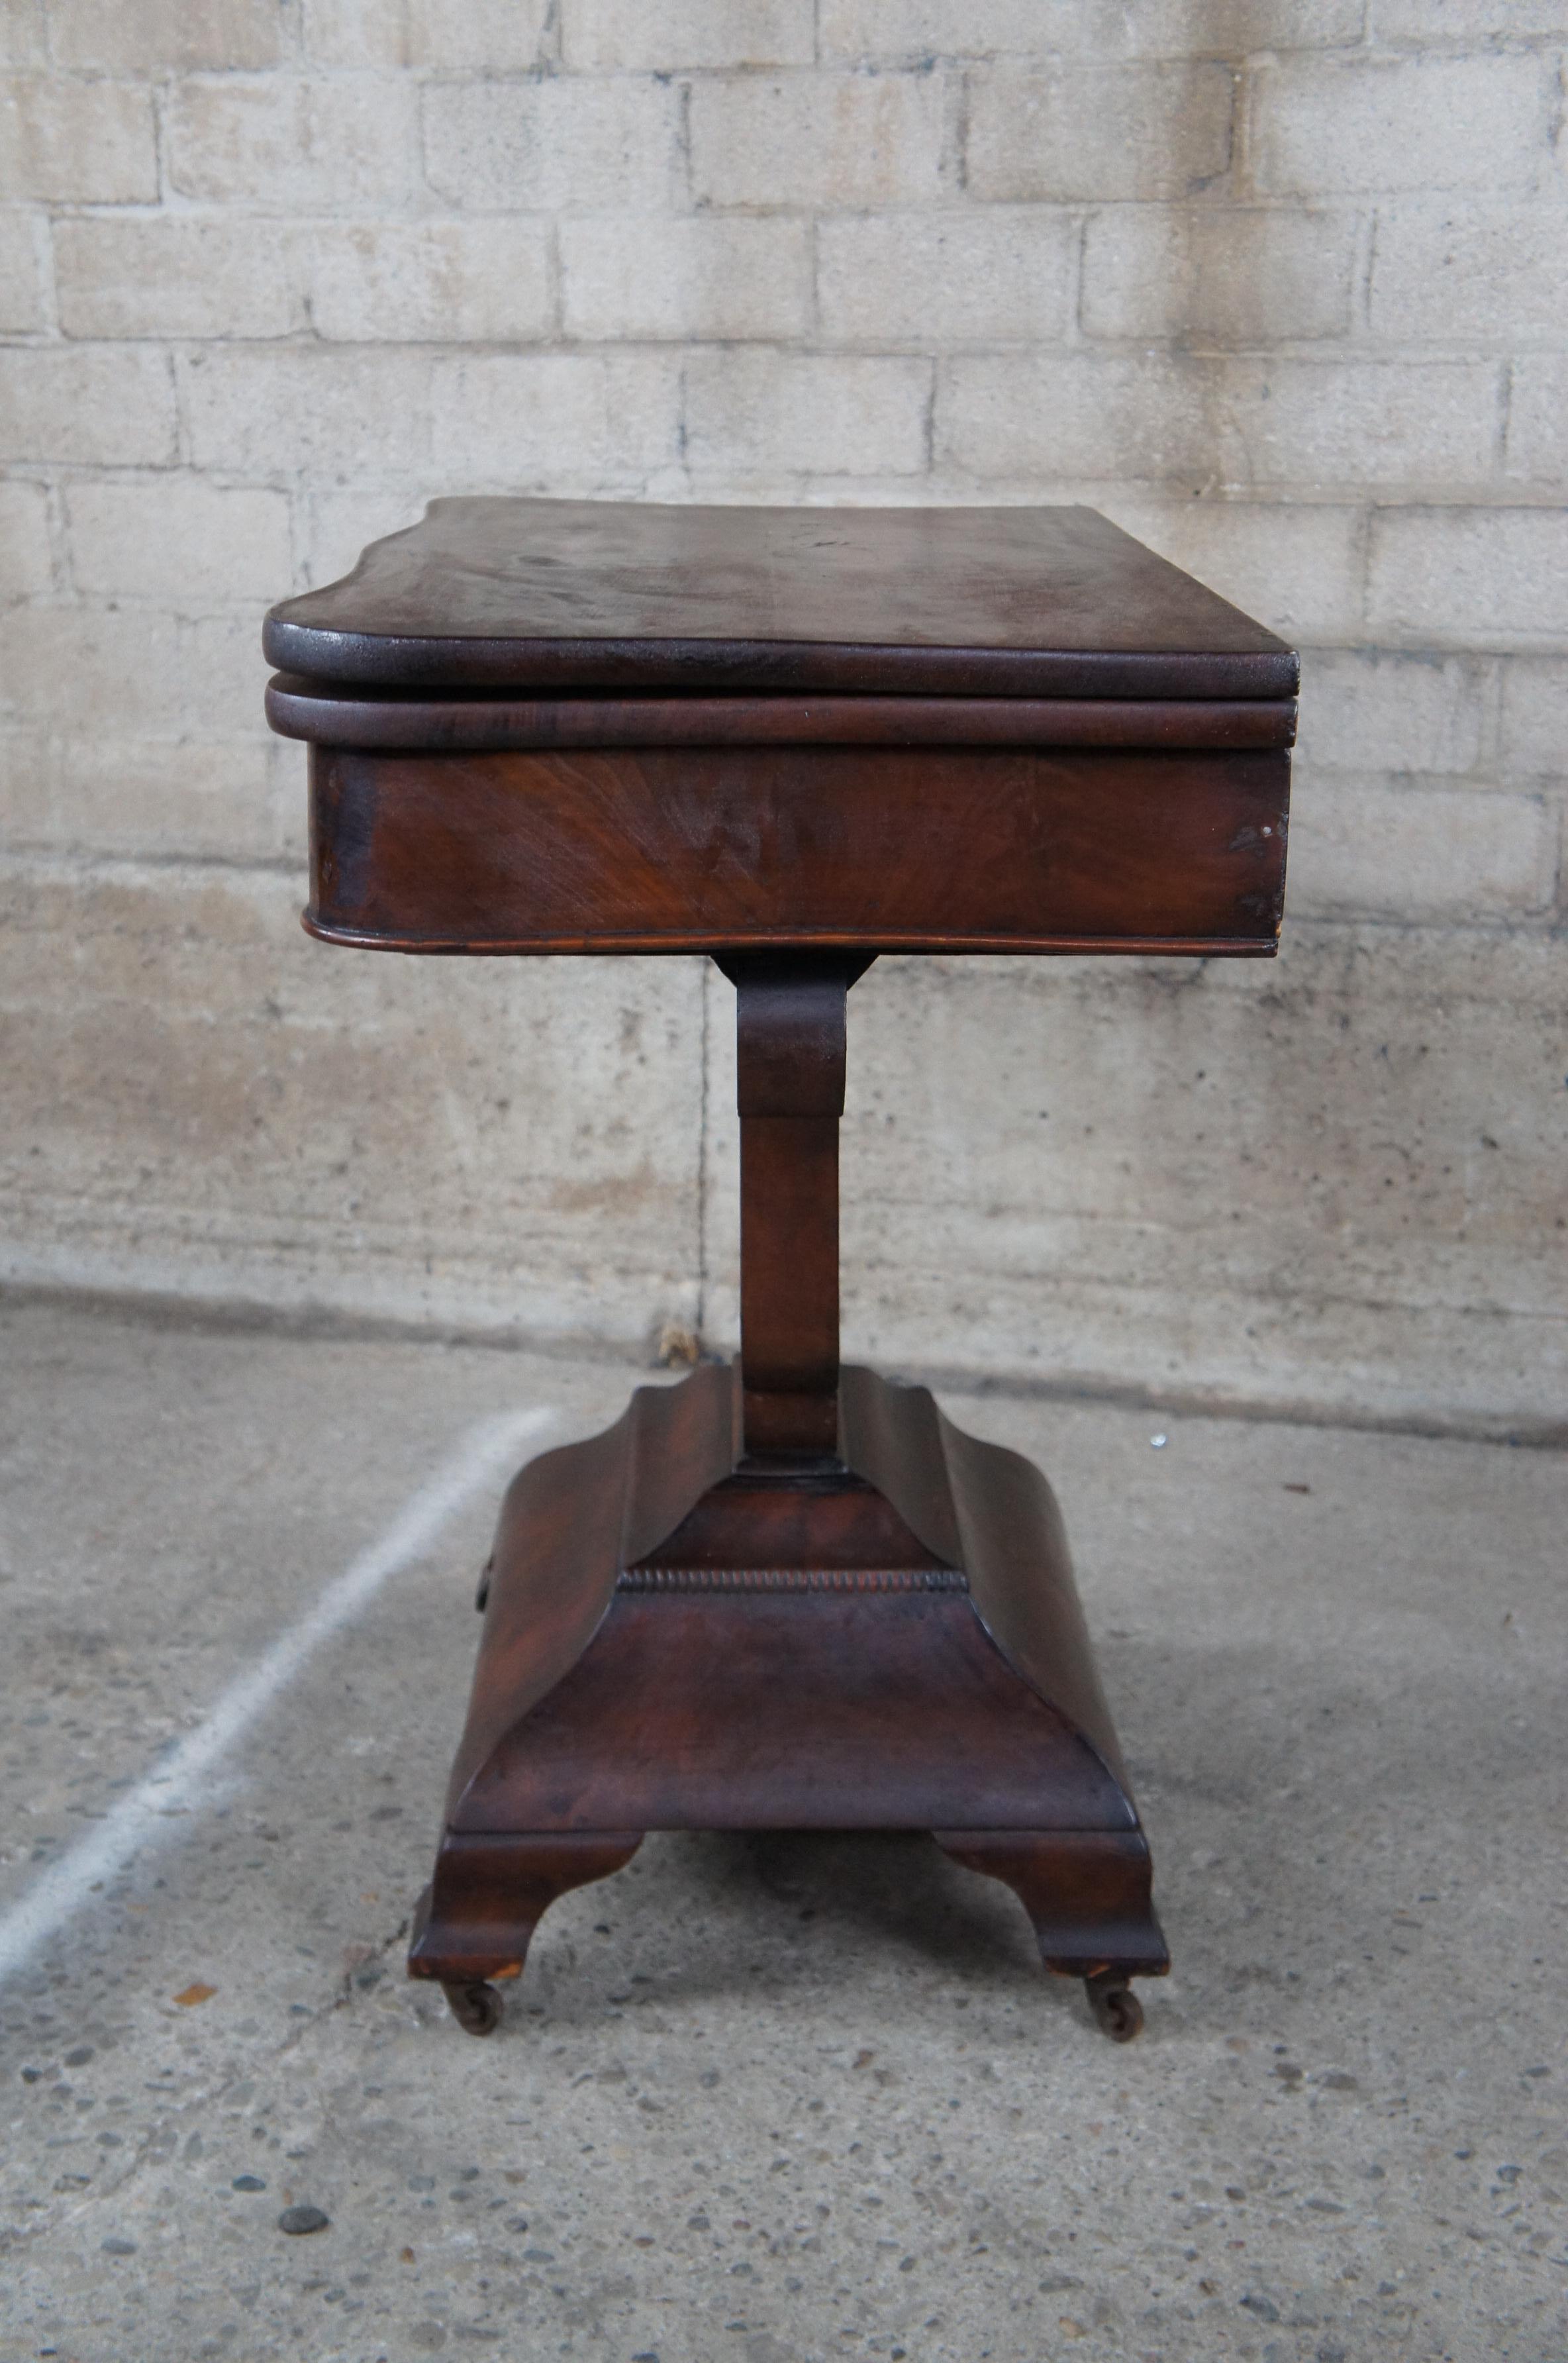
[409,954,1168,2040]
[715,954,873,1460]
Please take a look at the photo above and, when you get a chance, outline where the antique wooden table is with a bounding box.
[265,500,1295,2042]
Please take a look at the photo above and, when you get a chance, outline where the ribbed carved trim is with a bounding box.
[616,1566,967,1594]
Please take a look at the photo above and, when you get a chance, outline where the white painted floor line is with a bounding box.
[0,1403,556,1987]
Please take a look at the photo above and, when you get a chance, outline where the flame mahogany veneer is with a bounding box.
[266,499,1298,2039]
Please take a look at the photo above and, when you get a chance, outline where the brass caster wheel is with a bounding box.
[443,1979,503,2036]
[1085,1974,1143,2043]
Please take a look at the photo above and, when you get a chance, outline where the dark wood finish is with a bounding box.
[268,678,1297,753]
[305,743,1289,956]
[407,1359,1166,2019]
[933,1833,1168,1978]
[633,1468,940,1576]
[460,1584,1129,1833]
[408,1833,643,1989]
[439,1362,737,1815]
[726,955,868,1457]
[262,501,1302,2035]
[264,499,1298,701]
[838,1361,1130,1784]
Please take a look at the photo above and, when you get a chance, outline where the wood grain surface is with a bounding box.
[443,1360,1143,1838]
[407,1360,1167,1997]
[306,741,1290,955]
[264,499,1298,701]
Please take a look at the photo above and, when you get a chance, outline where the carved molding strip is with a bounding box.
[616,1567,968,1594]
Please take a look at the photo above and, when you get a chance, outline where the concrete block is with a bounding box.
[50,0,281,70]
[818,207,1076,346]
[181,609,277,738]
[180,346,432,480]
[66,482,291,607]
[1287,777,1555,923]
[0,75,158,203]
[0,861,705,1348]
[820,0,1067,53]
[1124,0,1367,44]
[430,352,681,486]
[967,64,1233,203]
[423,77,678,213]
[168,75,418,209]
[938,352,1204,483]
[1250,53,1551,197]
[0,1,44,66]
[1297,650,1489,777]
[561,215,809,342]
[309,221,554,344]
[1368,509,1568,645]
[562,0,814,70]
[1102,497,1365,647]
[1,605,273,777]
[54,217,301,340]
[1082,205,1355,344]
[0,345,176,467]
[825,930,1568,1423]
[0,727,50,844]
[1370,199,1568,346]
[32,736,297,864]
[689,72,944,209]
[685,350,930,478]
[1371,0,1568,33]
[0,207,42,331]
[822,0,1361,59]
[1504,358,1568,487]
[303,0,410,67]
[0,477,50,603]
[406,0,551,67]
[1500,660,1568,780]
[1214,359,1500,491]
[1,604,183,737]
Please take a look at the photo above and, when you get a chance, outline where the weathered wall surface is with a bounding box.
[1,0,1564,1429]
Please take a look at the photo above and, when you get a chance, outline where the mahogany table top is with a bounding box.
[264,498,1297,704]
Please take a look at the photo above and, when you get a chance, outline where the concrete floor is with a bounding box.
[0,1300,1563,2363]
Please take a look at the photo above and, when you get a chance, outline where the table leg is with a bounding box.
[721,952,871,1458]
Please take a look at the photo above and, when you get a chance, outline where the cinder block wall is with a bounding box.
[1,1,1564,1432]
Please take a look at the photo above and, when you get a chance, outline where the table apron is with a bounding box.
[307,741,1291,956]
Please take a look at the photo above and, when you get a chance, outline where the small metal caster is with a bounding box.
[1085,1973,1144,2043]
[442,1979,503,2036]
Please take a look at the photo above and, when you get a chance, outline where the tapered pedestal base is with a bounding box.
[408,1362,1167,2035]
